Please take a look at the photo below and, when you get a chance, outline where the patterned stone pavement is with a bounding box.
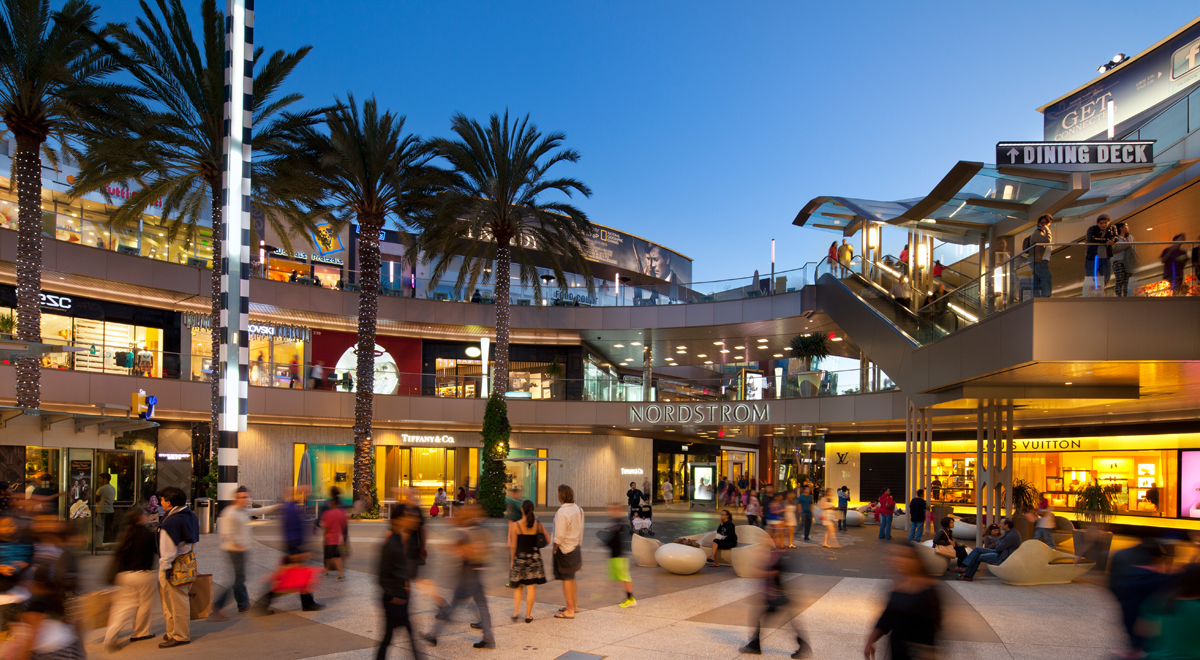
[77,509,1128,660]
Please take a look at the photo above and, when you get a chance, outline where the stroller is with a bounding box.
[631,504,653,536]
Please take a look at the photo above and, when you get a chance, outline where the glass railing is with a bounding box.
[0,342,897,402]
[817,257,953,345]
[914,240,1200,331]
[255,262,822,307]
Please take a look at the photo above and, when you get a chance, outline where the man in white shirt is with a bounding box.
[95,474,116,544]
[552,484,584,618]
[210,486,279,620]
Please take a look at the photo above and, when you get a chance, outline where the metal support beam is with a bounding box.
[0,411,22,428]
[40,415,71,432]
[74,417,105,433]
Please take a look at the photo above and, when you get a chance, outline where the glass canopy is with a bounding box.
[794,160,1185,245]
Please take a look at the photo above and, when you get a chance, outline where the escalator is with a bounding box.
[815,269,951,393]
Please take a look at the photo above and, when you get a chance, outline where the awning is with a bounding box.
[793,159,1193,244]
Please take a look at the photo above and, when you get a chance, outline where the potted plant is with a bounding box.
[1009,478,1040,540]
[544,358,565,400]
[0,312,13,340]
[789,332,831,397]
[1071,482,1117,568]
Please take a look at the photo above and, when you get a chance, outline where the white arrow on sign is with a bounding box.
[1007,148,1020,164]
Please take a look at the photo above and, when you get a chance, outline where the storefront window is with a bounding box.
[435,358,482,398]
[299,445,353,503]
[249,337,305,388]
[25,448,62,516]
[189,328,214,382]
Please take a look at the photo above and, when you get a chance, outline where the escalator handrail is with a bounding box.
[817,271,924,347]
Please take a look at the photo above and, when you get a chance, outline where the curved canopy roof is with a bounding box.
[793,159,1192,244]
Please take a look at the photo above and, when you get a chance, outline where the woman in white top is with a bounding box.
[1111,221,1136,297]
[783,491,798,549]
[817,489,841,549]
[662,480,674,508]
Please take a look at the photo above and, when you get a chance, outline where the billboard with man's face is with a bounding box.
[587,225,692,285]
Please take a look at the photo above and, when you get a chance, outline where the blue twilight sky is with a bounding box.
[98,1,1199,282]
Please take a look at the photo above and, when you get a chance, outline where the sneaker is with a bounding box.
[738,641,762,654]
[619,597,637,608]
[301,603,325,612]
[473,640,495,649]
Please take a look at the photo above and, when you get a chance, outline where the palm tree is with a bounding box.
[0,0,129,408]
[411,111,595,397]
[69,0,323,443]
[277,95,427,504]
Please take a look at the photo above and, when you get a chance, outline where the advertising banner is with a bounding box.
[586,225,693,285]
[69,460,92,519]
[691,464,716,502]
[1183,450,1200,519]
[1043,20,1200,141]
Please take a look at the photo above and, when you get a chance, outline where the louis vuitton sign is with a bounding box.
[629,403,769,425]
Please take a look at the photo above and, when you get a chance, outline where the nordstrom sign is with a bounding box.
[629,403,769,425]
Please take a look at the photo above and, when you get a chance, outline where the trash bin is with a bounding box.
[195,497,214,534]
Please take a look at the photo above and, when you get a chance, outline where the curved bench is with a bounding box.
[987,540,1095,586]
[655,543,708,575]
[631,533,662,567]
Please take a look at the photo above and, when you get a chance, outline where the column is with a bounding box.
[1005,400,1014,517]
[217,0,253,508]
[975,400,984,548]
[642,344,653,402]
[905,400,912,505]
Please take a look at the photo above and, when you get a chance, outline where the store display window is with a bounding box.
[313,264,342,289]
[268,257,309,283]
[248,335,306,388]
[435,357,482,398]
[2,306,165,377]
[295,444,353,503]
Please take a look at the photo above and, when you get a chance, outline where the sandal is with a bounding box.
[525,617,532,623]
[553,612,575,619]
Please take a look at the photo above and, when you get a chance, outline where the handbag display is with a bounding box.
[168,545,197,586]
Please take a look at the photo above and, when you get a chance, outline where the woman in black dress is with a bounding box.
[707,509,738,568]
[508,500,547,622]
[865,544,942,660]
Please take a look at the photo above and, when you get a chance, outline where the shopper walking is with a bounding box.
[662,480,674,508]
[1084,214,1118,296]
[320,488,349,581]
[837,487,850,531]
[907,488,927,543]
[258,489,323,614]
[1111,221,1136,297]
[1028,214,1054,297]
[425,504,493,649]
[1161,234,1188,296]
[864,544,942,660]
[818,489,841,549]
[783,491,799,548]
[11,565,82,660]
[797,485,814,543]
[95,473,116,546]
[103,508,157,650]
[376,506,418,660]
[745,490,762,528]
[509,500,548,621]
[603,504,636,607]
[1109,538,1173,658]
[767,493,785,546]
[552,484,584,619]
[211,486,279,620]
[157,486,199,648]
[738,545,810,658]
[877,488,895,540]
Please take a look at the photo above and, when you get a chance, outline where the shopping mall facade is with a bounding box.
[5,17,1200,547]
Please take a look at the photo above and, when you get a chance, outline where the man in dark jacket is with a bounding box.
[257,489,322,614]
[376,506,418,660]
[1083,214,1118,296]
[907,489,928,543]
[958,518,1021,581]
[157,487,199,648]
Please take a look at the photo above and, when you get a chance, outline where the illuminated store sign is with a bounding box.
[39,294,72,310]
[400,434,456,444]
[629,403,769,425]
[620,468,644,475]
[157,452,190,461]
[182,312,310,341]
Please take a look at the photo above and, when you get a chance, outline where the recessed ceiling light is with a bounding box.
[677,346,687,350]
[697,354,707,358]
[613,343,625,348]
[630,341,642,346]
[676,350,686,354]
[831,336,843,342]
[714,341,724,345]
[720,349,730,353]
[1065,382,1072,385]
[704,360,713,364]
[757,345,769,349]
[773,353,783,358]
[734,345,745,350]
[757,339,768,343]
[784,347,792,351]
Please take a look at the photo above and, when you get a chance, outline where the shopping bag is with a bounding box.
[67,589,116,630]
[169,546,198,586]
[188,574,213,620]
[271,565,321,594]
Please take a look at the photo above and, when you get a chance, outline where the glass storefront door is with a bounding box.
[94,449,143,550]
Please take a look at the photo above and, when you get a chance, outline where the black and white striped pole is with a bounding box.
[217,0,252,509]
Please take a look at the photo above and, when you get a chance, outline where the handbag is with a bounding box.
[535,523,549,549]
[272,564,321,594]
[934,543,957,559]
[168,545,198,586]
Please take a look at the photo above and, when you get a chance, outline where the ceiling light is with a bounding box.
[1065,382,1072,385]
[734,345,745,350]
[720,349,730,354]
[677,345,687,350]
[631,341,641,346]
[773,353,783,358]
[704,360,713,364]
[465,346,482,358]
[830,336,843,342]
[757,339,768,343]
[757,345,769,349]
[714,341,724,346]
[676,350,686,354]
[784,347,792,351]
[613,343,624,348]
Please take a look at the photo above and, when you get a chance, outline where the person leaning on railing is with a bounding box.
[1027,214,1054,298]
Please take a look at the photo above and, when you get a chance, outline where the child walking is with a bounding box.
[604,504,636,608]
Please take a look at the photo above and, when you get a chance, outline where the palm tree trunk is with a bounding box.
[353,220,382,502]
[13,133,44,409]
[209,186,222,452]
[493,238,512,396]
